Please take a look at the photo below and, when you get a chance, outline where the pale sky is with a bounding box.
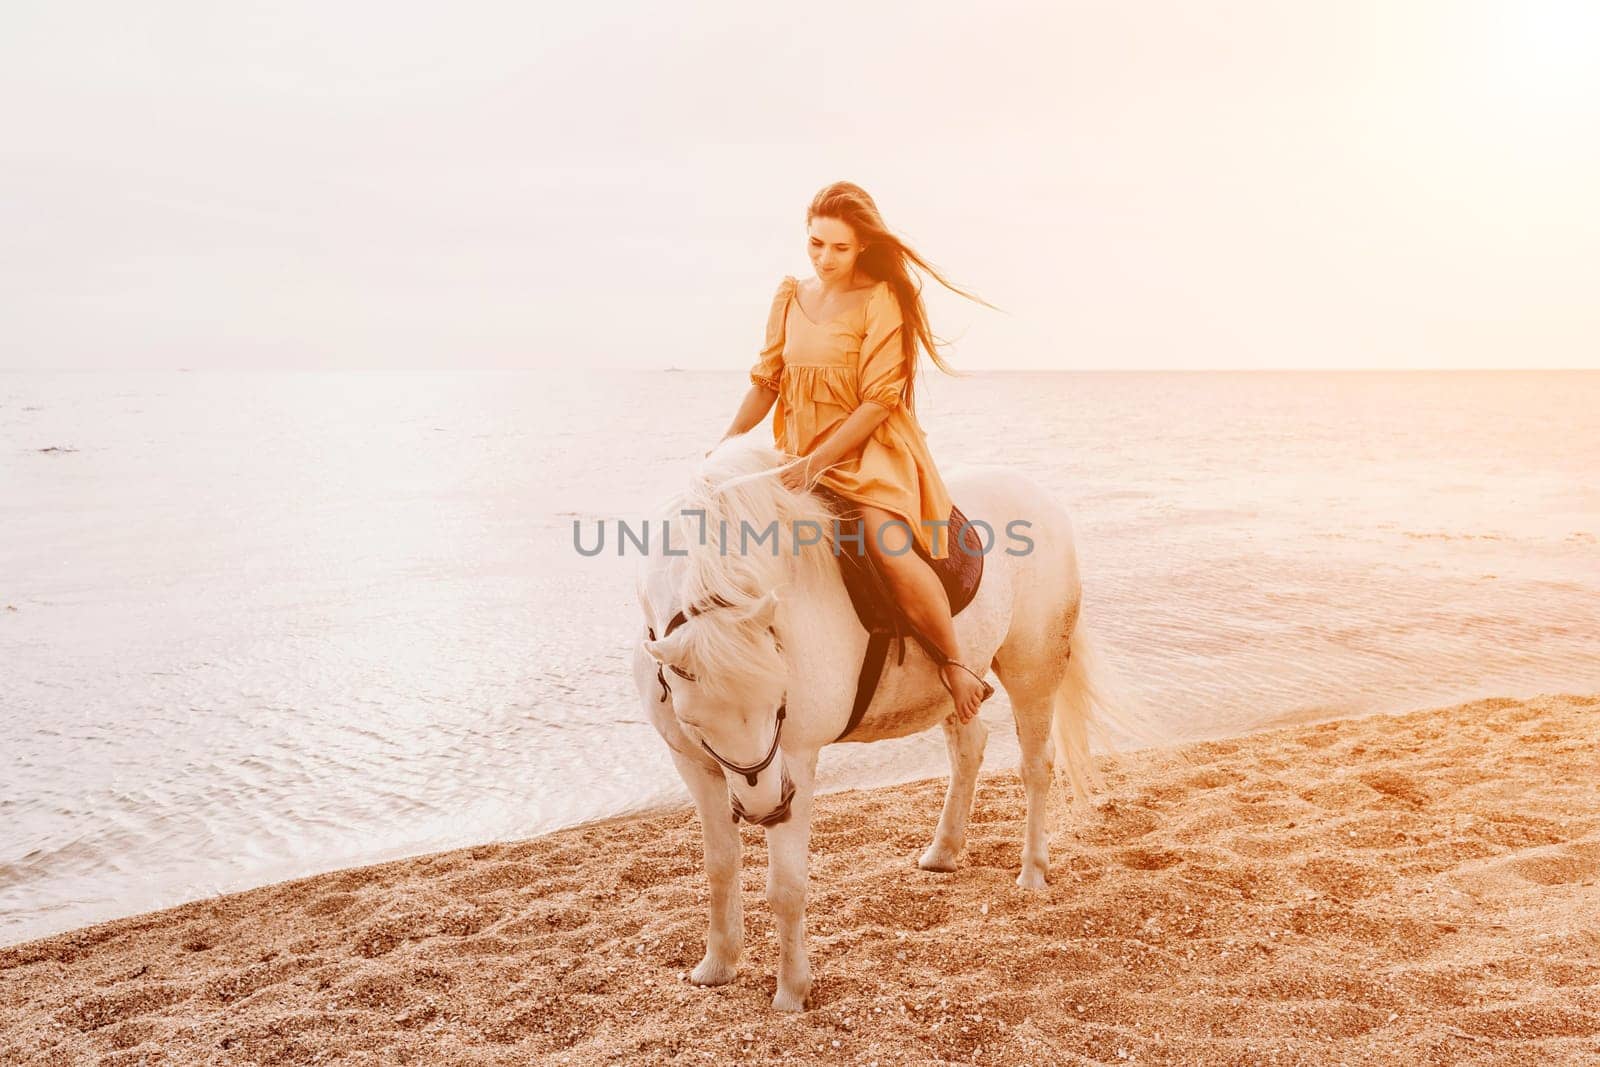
[3,0,1597,371]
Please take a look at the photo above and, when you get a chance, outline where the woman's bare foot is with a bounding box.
[939,661,989,724]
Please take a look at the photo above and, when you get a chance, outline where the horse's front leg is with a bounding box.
[763,750,819,1012]
[667,748,744,985]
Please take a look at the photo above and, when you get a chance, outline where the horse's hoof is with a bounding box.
[689,955,738,986]
[918,843,961,872]
[1016,863,1049,891]
[771,986,809,1013]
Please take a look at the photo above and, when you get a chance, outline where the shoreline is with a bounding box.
[3,692,1597,1064]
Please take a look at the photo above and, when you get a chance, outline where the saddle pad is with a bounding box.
[803,487,991,743]
[812,486,986,637]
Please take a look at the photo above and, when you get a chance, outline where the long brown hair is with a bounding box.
[805,181,999,414]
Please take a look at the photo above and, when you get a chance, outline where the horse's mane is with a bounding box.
[648,435,841,701]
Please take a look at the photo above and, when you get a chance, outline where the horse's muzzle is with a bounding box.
[729,764,796,827]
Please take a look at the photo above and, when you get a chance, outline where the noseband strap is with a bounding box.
[729,762,796,827]
[700,702,785,787]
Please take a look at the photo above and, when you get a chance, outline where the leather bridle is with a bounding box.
[645,594,792,825]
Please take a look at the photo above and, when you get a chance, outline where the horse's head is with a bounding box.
[637,433,841,825]
[643,588,795,824]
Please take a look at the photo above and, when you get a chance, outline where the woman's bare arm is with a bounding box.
[718,382,779,443]
[802,402,892,480]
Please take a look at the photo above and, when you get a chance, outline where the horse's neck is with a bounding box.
[778,552,865,691]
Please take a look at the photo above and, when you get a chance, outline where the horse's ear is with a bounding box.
[643,628,690,665]
[742,589,780,627]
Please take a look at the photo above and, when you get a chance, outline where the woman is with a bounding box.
[714,181,998,725]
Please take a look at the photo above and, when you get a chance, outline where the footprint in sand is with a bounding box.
[1111,844,1182,870]
[1507,841,1600,887]
[1449,838,1600,896]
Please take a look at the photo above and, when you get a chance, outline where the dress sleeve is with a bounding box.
[749,276,792,392]
[858,282,909,410]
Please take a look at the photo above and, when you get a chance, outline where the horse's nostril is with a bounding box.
[729,766,796,826]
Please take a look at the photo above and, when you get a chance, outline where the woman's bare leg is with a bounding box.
[857,505,987,723]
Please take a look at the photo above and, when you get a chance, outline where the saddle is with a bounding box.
[810,487,985,742]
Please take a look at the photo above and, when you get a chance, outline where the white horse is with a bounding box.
[633,435,1123,1012]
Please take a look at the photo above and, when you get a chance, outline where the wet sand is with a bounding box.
[2,693,1598,1065]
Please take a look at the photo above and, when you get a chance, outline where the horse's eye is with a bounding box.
[669,664,697,682]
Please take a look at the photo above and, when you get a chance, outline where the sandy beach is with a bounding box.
[3,692,1597,1065]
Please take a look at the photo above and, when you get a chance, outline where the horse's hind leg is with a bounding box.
[667,748,745,985]
[993,623,1074,888]
[918,714,988,872]
[1009,689,1057,889]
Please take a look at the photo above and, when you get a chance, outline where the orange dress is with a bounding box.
[749,275,956,561]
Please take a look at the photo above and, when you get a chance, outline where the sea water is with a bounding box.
[2,369,1597,945]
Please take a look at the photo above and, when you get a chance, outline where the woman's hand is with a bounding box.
[778,454,815,493]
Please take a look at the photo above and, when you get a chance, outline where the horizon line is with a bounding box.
[3,366,1598,375]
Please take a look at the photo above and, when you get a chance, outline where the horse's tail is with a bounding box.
[1050,614,1163,806]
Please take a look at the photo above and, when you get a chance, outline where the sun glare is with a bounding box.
[1486,0,1600,114]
